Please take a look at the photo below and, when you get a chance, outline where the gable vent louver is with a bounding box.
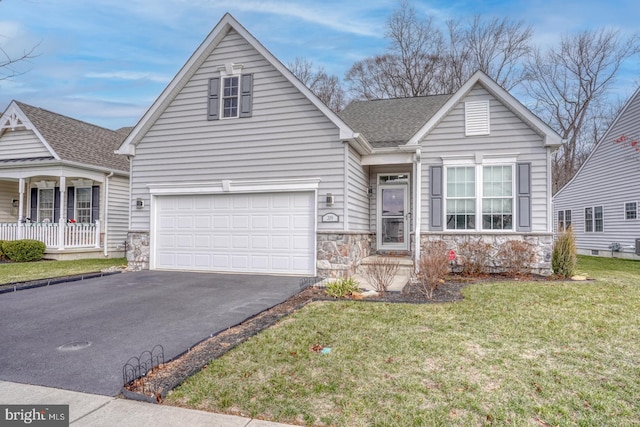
[465,101,490,136]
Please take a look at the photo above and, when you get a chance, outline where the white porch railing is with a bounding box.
[0,221,101,249]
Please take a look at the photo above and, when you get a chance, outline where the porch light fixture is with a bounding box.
[136,198,145,209]
[326,193,334,206]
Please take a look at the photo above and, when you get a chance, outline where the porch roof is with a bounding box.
[11,101,130,173]
[339,95,452,148]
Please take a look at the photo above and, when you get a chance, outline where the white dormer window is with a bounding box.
[207,63,253,121]
[465,100,490,136]
[221,76,240,118]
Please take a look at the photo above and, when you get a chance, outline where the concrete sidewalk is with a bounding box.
[0,381,297,427]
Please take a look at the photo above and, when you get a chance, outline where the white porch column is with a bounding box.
[414,148,422,269]
[58,176,66,250]
[17,178,25,239]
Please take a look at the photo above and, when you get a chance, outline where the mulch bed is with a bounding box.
[123,278,477,402]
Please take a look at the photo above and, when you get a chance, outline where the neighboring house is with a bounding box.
[0,101,130,259]
[117,13,562,277]
[553,87,640,259]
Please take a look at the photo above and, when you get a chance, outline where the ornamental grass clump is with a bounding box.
[324,276,359,298]
[552,226,577,278]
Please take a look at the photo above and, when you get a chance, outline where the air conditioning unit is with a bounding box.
[636,239,640,256]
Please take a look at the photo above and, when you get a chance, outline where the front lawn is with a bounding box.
[0,258,127,285]
[166,256,640,426]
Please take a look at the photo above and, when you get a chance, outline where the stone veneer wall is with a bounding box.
[126,231,150,271]
[420,233,554,276]
[316,231,373,278]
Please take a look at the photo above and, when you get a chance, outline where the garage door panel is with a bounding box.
[154,192,315,274]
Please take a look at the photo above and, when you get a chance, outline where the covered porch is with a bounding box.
[0,165,106,253]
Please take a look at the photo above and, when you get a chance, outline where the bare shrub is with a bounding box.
[495,240,536,277]
[364,257,400,293]
[458,239,492,276]
[414,241,450,299]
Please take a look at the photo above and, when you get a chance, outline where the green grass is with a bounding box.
[166,256,640,426]
[0,258,127,285]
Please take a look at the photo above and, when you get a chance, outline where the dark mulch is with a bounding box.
[123,278,474,402]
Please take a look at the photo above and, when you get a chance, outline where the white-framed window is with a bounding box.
[625,202,637,220]
[221,75,240,118]
[75,187,92,223]
[445,164,514,231]
[482,165,513,230]
[557,209,572,232]
[446,166,476,230]
[38,188,54,222]
[585,206,603,232]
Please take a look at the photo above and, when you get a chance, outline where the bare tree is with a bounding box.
[0,43,38,80]
[288,57,347,112]
[345,2,532,99]
[524,28,640,192]
[346,0,444,99]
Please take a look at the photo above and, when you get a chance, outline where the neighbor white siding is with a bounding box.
[130,29,345,231]
[0,129,51,160]
[553,89,640,256]
[421,84,551,233]
[0,180,18,222]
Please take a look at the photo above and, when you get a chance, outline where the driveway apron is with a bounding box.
[0,271,305,396]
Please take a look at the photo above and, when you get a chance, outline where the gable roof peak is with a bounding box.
[118,12,366,155]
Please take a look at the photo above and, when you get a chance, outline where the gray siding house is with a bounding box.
[0,101,130,259]
[553,87,640,259]
[118,13,562,276]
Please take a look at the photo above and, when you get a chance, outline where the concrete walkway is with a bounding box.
[0,381,297,427]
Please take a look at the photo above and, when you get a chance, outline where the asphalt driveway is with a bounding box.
[0,271,306,396]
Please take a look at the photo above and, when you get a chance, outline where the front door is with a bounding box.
[378,179,409,251]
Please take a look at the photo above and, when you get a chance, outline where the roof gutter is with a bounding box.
[343,132,373,156]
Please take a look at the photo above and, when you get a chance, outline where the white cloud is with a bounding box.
[85,71,171,84]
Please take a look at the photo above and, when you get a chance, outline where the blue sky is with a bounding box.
[1,0,639,130]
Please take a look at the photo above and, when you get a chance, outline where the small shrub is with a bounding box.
[364,257,399,293]
[414,241,449,299]
[0,240,6,260]
[2,239,47,262]
[325,276,359,298]
[553,227,577,278]
[495,240,536,277]
[458,239,492,276]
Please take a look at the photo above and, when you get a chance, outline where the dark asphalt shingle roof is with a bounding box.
[15,101,130,172]
[339,95,452,148]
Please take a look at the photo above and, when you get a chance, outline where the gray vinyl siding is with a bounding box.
[553,89,640,255]
[105,174,129,255]
[347,145,369,230]
[130,29,345,231]
[0,129,51,160]
[421,84,551,233]
[0,180,18,222]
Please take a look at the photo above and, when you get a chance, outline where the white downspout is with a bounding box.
[104,171,114,256]
[343,142,349,230]
[414,148,422,270]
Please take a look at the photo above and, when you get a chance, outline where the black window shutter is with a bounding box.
[430,166,443,230]
[54,187,60,223]
[516,162,532,232]
[239,73,253,118]
[67,187,75,221]
[91,186,100,224]
[30,188,37,221]
[207,77,220,120]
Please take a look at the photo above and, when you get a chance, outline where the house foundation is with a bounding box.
[316,231,373,278]
[126,231,150,271]
[420,233,554,276]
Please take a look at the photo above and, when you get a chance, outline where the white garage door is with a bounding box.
[154,192,315,275]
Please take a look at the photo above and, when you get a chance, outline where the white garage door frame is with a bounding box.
[148,178,321,275]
